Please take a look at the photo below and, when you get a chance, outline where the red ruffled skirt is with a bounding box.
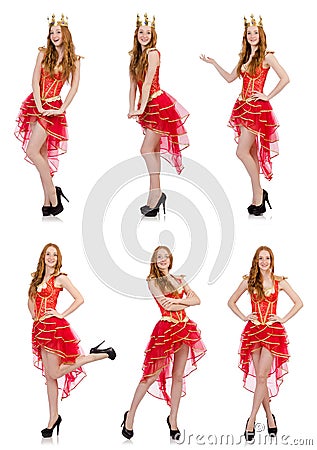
[137,91,189,174]
[141,318,206,405]
[32,317,86,399]
[239,321,289,397]
[228,99,279,180]
[15,93,68,176]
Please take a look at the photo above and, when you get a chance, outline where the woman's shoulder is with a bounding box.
[146,47,159,54]
[146,48,160,60]
[173,273,186,282]
[274,275,288,282]
[55,272,68,281]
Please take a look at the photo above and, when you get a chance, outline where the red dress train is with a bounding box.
[228,64,279,180]
[141,282,206,405]
[15,63,68,176]
[239,279,289,397]
[137,49,189,174]
[32,275,86,399]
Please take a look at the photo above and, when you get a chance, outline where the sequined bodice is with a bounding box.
[241,66,269,99]
[251,280,278,323]
[34,276,62,320]
[40,68,65,100]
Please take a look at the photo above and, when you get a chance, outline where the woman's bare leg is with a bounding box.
[140,129,162,207]
[251,349,276,427]
[125,372,160,430]
[246,347,274,431]
[41,349,59,428]
[26,123,57,206]
[169,344,189,430]
[41,348,109,380]
[39,142,56,206]
[236,127,263,205]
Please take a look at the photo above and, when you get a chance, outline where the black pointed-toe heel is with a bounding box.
[89,341,116,360]
[167,415,181,441]
[244,418,255,441]
[41,415,62,438]
[42,205,52,216]
[267,414,277,436]
[50,186,69,216]
[143,193,167,217]
[248,189,272,216]
[121,411,134,439]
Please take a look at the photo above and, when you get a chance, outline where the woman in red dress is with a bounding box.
[29,243,116,438]
[121,246,206,440]
[200,15,289,215]
[128,14,189,217]
[15,14,81,216]
[228,246,303,441]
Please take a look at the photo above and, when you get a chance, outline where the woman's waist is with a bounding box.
[160,311,188,324]
[247,318,282,327]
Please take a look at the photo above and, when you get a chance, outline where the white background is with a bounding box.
[0,0,315,449]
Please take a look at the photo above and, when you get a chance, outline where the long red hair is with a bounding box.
[129,26,158,82]
[147,246,181,294]
[248,246,275,300]
[28,243,62,299]
[236,26,267,76]
[42,25,78,81]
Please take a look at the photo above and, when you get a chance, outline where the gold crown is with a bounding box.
[136,13,155,28]
[47,13,68,27]
[244,14,263,28]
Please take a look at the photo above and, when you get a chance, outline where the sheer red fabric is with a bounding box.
[239,280,289,397]
[228,66,279,180]
[141,283,206,405]
[15,67,68,176]
[32,275,86,399]
[137,50,189,174]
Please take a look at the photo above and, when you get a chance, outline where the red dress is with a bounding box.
[137,49,189,174]
[141,280,206,405]
[239,280,289,397]
[32,275,86,399]
[15,64,68,176]
[228,64,279,180]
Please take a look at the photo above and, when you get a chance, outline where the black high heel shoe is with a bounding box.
[167,415,181,441]
[42,205,52,216]
[50,186,69,216]
[89,340,116,360]
[244,418,255,442]
[267,414,277,436]
[41,415,62,438]
[248,189,272,216]
[121,411,134,439]
[142,193,167,217]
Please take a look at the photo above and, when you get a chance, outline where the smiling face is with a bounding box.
[137,26,152,48]
[156,248,171,273]
[44,246,59,270]
[50,25,63,47]
[246,26,260,46]
[257,250,272,272]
